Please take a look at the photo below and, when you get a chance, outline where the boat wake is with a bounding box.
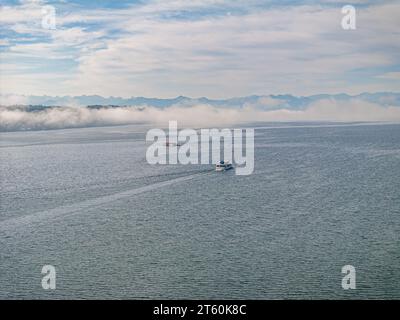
[0,170,211,235]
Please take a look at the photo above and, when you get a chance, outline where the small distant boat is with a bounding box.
[215,160,233,172]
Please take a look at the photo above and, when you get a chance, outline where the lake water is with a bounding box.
[0,122,399,299]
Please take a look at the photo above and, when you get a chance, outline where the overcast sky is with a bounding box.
[0,0,399,98]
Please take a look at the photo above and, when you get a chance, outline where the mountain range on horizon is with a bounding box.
[2,92,400,110]
[2,92,400,132]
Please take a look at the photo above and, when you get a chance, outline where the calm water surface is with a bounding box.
[0,123,399,299]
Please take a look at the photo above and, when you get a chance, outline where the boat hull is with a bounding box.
[215,165,233,172]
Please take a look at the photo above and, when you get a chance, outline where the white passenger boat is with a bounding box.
[215,161,233,172]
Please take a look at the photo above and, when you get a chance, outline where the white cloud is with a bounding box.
[377,72,400,81]
[291,99,400,122]
[1,1,400,97]
[0,94,29,106]
[1,99,400,131]
[0,39,10,46]
[57,2,400,97]
[0,2,41,24]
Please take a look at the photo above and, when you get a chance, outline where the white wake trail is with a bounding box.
[0,171,209,235]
